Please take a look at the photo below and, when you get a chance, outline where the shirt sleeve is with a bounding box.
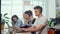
[33,18,48,27]
[40,18,48,25]
[15,20,23,27]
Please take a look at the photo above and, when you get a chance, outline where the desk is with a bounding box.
[16,32,31,34]
[1,28,31,34]
[12,31,31,34]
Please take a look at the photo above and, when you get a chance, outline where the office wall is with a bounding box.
[1,0,45,28]
[47,0,56,18]
[1,0,56,28]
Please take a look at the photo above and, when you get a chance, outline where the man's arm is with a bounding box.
[24,23,47,32]
[15,21,47,32]
[24,19,48,32]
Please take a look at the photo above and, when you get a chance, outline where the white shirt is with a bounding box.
[33,16,48,34]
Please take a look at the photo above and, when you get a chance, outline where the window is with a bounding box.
[1,0,45,28]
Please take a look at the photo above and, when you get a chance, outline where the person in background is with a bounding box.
[23,11,30,25]
[27,10,36,34]
[22,10,36,34]
[27,10,36,25]
[11,15,23,33]
[23,10,36,25]
[22,6,48,34]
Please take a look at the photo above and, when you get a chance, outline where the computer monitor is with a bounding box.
[55,18,60,25]
[50,18,60,25]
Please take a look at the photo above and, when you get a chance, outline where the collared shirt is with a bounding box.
[33,16,48,34]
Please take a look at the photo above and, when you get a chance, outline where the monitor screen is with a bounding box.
[56,18,60,25]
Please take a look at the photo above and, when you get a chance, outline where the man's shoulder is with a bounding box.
[37,16,48,23]
[41,16,48,20]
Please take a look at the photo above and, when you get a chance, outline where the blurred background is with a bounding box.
[1,0,60,34]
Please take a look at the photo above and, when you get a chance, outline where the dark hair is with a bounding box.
[34,6,42,13]
[24,10,33,16]
[11,15,18,21]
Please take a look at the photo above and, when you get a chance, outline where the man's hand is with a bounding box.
[22,28,28,32]
[24,29,28,32]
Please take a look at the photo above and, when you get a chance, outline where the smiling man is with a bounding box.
[23,6,48,34]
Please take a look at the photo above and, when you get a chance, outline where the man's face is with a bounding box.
[34,9,41,16]
[23,14,30,20]
[13,17,18,22]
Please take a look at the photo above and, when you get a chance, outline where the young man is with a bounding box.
[26,10,36,25]
[23,11,30,25]
[23,6,48,34]
[27,10,36,34]
[11,15,23,33]
[23,10,36,25]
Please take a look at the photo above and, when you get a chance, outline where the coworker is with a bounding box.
[23,11,30,25]
[23,10,36,25]
[11,15,23,33]
[27,10,36,25]
[27,10,36,34]
[22,6,48,34]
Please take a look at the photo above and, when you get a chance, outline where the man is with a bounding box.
[27,10,36,34]
[23,6,48,34]
[26,10,36,25]
[23,11,30,25]
[23,10,36,25]
[11,15,23,33]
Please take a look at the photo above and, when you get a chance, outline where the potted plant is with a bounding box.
[56,10,60,18]
[1,13,10,31]
[57,11,60,18]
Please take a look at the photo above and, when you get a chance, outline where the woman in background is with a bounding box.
[11,15,23,33]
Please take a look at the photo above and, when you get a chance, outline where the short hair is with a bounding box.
[34,6,42,13]
[11,15,18,21]
[24,10,33,16]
